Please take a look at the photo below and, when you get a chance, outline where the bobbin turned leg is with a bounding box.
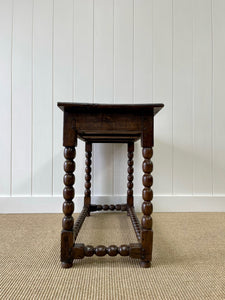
[84,142,92,216]
[61,146,76,268]
[140,116,154,268]
[127,142,134,215]
[140,147,153,268]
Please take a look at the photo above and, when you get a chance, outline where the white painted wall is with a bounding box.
[0,0,225,213]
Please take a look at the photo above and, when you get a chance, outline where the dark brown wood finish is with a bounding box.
[61,146,76,268]
[73,206,89,241]
[89,203,127,212]
[84,142,92,216]
[58,102,163,268]
[73,243,142,259]
[127,142,134,210]
[127,206,141,242]
[140,147,154,268]
[58,102,163,115]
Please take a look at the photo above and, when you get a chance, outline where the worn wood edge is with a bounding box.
[57,102,164,116]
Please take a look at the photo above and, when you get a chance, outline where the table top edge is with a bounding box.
[57,102,164,113]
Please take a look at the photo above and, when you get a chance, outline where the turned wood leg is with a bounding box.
[127,142,134,215]
[140,147,153,268]
[61,146,76,268]
[84,142,92,216]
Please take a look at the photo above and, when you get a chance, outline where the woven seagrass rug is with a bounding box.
[1,212,225,299]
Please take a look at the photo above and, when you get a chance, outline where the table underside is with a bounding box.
[77,131,141,143]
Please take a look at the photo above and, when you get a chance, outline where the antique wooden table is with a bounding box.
[58,102,164,268]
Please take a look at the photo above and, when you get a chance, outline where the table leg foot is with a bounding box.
[140,260,151,268]
[61,261,73,268]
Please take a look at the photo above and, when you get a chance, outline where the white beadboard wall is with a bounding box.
[0,0,225,213]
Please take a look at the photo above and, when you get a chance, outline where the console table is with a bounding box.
[58,102,164,268]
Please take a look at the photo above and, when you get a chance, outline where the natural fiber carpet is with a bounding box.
[1,212,225,300]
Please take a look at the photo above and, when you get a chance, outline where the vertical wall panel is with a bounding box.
[93,0,114,195]
[32,0,53,195]
[53,0,74,195]
[113,144,127,195]
[12,0,33,195]
[173,0,193,194]
[74,0,93,102]
[133,0,153,196]
[153,0,173,195]
[212,0,225,194]
[134,0,153,101]
[114,0,133,195]
[114,0,133,103]
[193,0,212,195]
[0,0,13,195]
[74,0,94,195]
[1,0,225,212]
[94,0,114,102]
